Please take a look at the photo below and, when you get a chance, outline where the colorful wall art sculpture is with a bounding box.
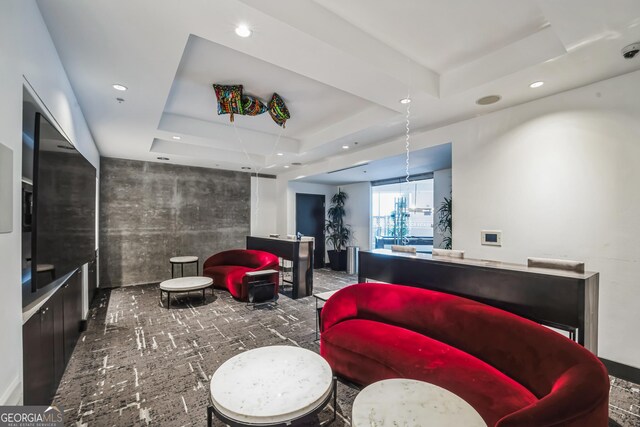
[213,84,290,127]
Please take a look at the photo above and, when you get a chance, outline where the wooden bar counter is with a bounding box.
[246,236,314,299]
[358,249,599,354]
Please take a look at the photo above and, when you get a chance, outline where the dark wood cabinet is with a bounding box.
[23,268,84,405]
[62,270,82,364]
[23,298,55,405]
[51,290,65,385]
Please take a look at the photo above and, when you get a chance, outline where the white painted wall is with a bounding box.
[0,0,100,404]
[340,182,371,251]
[277,69,640,369]
[250,176,278,236]
[433,168,452,249]
[452,83,640,368]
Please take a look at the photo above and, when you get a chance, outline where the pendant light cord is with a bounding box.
[402,95,411,246]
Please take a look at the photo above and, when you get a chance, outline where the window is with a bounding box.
[371,179,434,253]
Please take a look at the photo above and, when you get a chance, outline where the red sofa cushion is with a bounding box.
[321,318,537,426]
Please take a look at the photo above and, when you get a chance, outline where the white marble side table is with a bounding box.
[208,345,337,426]
[170,255,199,277]
[352,379,486,427]
[159,276,212,308]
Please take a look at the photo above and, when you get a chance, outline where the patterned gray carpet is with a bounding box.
[54,269,639,426]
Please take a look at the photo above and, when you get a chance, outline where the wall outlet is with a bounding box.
[481,230,502,246]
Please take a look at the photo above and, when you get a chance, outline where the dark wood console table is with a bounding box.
[246,236,314,299]
[358,249,599,354]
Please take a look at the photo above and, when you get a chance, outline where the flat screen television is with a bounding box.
[31,113,96,292]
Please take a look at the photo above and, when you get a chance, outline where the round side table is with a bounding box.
[208,345,336,426]
[170,256,199,278]
[352,379,486,427]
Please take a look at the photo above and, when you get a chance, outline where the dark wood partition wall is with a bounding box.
[358,249,599,354]
[246,236,314,299]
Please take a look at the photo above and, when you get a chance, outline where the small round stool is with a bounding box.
[170,256,199,278]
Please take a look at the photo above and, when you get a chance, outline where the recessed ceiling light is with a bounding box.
[291,162,302,166]
[276,152,284,156]
[157,157,169,161]
[284,165,290,168]
[529,81,544,88]
[241,166,252,170]
[112,84,127,91]
[342,145,349,149]
[116,97,125,103]
[172,135,181,140]
[399,98,411,104]
[476,95,501,106]
[235,24,252,38]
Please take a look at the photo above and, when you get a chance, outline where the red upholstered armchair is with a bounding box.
[203,249,279,301]
[320,283,610,427]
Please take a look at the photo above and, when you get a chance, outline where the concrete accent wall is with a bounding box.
[99,158,250,287]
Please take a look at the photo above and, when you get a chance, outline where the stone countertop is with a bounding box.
[365,249,598,280]
[22,269,76,324]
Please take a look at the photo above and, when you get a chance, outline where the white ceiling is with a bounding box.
[35,0,640,176]
[314,0,549,73]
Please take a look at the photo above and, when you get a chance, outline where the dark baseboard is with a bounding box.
[600,358,640,384]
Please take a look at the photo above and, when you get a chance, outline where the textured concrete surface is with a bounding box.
[99,158,250,287]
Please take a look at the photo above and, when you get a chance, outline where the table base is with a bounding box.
[160,287,213,309]
[207,376,337,427]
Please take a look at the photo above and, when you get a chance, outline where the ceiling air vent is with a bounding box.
[327,163,369,174]
[476,95,501,106]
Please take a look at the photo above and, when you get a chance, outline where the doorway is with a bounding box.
[296,193,325,268]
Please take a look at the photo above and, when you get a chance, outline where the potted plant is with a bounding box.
[436,195,452,249]
[325,189,352,271]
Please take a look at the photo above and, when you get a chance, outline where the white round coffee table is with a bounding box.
[208,345,336,426]
[159,276,212,308]
[352,379,486,427]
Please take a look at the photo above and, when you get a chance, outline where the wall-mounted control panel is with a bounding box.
[481,230,502,246]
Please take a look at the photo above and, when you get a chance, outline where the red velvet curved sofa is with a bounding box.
[203,249,279,301]
[320,283,609,427]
